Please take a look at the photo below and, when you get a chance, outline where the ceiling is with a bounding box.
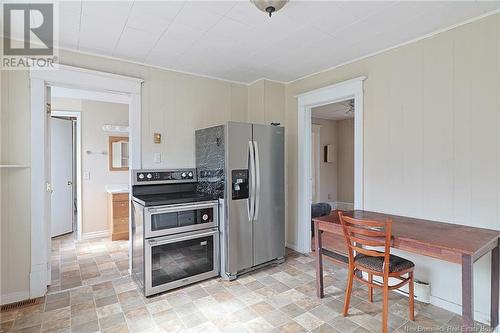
[312,99,354,120]
[50,1,500,83]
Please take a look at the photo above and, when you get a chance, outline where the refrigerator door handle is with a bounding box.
[248,140,256,221]
[253,141,260,222]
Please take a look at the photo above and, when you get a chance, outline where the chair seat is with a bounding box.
[355,252,414,273]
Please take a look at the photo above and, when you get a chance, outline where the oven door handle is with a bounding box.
[147,202,217,214]
[148,230,218,246]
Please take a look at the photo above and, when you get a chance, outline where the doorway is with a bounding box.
[296,77,365,253]
[311,99,355,209]
[29,65,143,298]
[48,90,131,292]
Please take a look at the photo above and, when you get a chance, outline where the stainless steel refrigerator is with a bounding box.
[196,122,285,280]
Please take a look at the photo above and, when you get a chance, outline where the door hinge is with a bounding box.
[46,103,51,115]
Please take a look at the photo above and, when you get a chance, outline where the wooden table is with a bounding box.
[313,210,500,330]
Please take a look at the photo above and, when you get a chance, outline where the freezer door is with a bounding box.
[226,122,254,273]
[252,124,285,266]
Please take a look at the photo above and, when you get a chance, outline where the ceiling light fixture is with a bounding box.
[251,0,288,17]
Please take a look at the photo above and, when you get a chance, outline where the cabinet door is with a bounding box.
[113,200,129,218]
[109,193,129,241]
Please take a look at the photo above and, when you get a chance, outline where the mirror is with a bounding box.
[108,136,129,171]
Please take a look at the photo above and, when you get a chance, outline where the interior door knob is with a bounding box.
[67,181,73,186]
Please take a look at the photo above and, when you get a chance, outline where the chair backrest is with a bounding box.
[338,211,392,274]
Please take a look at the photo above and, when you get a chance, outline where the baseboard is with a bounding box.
[367,273,491,326]
[325,201,337,209]
[1,291,30,305]
[286,242,299,252]
[82,230,109,239]
[331,201,354,210]
[429,295,491,326]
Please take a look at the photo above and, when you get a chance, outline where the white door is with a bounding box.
[50,117,74,237]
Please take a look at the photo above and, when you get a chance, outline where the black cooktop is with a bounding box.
[132,192,218,207]
[132,178,220,207]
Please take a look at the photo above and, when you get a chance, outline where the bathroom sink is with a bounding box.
[105,184,129,194]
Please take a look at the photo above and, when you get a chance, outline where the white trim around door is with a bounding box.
[295,76,366,254]
[29,64,143,299]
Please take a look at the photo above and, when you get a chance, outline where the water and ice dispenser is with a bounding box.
[231,169,249,200]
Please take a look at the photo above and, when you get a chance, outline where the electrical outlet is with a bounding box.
[328,194,332,200]
[154,153,161,163]
[83,171,90,180]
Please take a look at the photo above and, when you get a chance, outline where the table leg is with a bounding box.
[491,242,499,329]
[462,254,474,329]
[315,222,324,298]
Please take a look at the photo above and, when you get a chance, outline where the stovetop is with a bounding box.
[131,169,220,207]
[132,191,218,207]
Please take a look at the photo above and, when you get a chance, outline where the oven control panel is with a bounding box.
[133,169,196,184]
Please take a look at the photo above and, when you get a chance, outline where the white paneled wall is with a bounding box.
[141,69,248,169]
[0,71,32,300]
[0,49,250,300]
[286,14,500,322]
[248,79,286,125]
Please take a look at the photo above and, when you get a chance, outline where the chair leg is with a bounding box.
[343,269,354,316]
[368,273,373,303]
[409,271,415,321]
[382,282,389,333]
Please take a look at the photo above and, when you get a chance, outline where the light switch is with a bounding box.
[154,153,161,163]
[83,171,90,180]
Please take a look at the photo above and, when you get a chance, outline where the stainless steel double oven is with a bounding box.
[131,169,219,296]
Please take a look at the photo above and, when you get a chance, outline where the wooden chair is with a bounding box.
[338,211,415,333]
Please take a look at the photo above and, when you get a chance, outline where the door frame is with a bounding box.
[311,124,321,203]
[50,86,133,241]
[51,110,81,240]
[29,64,143,299]
[296,76,366,253]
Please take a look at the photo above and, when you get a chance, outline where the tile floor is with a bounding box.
[0,236,493,333]
[49,234,129,293]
